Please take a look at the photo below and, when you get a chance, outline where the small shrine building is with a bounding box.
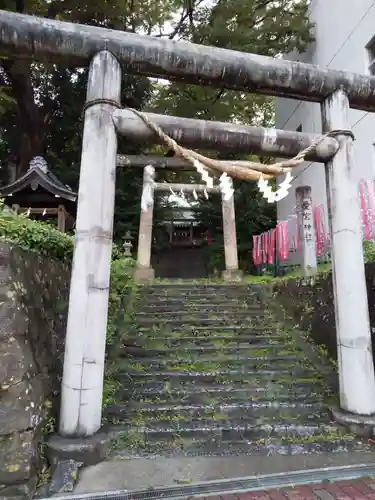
[0,156,77,232]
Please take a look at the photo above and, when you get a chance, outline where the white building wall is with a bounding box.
[275,0,375,265]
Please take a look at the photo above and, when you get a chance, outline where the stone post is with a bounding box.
[134,165,155,283]
[295,185,317,276]
[322,89,375,418]
[57,205,66,233]
[221,179,242,281]
[59,51,121,437]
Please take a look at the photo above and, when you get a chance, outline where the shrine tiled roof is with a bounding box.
[0,156,77,202]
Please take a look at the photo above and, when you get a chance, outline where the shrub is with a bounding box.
[0,203,123,262]
[364,240,375,263]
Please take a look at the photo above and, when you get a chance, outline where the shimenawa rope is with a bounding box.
[127,108,350,183]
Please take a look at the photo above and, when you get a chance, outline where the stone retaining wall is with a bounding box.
[0,242,70,499]
[272,264,375,360]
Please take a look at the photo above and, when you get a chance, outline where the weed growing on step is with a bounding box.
[103,258,137,411]
[36,412,57,488]
[251,427,349,446]
[110,429,147,452]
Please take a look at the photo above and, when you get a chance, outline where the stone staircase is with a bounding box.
[105,283,369,457]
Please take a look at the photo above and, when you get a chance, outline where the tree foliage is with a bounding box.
[151,0,314,123]
[0,0,168,173]
[0,0,195,242]
[0,0,314,257]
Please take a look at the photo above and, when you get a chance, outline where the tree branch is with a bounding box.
[200,88,226,117]
[211,88,225,106]
[168,9,190,40]
[156,0,206,40]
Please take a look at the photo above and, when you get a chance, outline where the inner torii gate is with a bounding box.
[1,10,374,443]
[134,164,241,283]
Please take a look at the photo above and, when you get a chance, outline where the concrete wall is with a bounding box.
[275,0,375,265]
[0,243,70,499]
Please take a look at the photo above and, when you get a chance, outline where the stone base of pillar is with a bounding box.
[332,408,375,438]
[134,266,155,284]
[46,431,110,494]
[47,431,109,466]
[222,269,243,282]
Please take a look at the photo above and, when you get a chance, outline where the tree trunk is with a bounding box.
[2,58,47,176]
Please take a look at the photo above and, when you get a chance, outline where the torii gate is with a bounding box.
[0,10,374,445]
[134,165,240,283]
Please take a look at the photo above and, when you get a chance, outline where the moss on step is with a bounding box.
[107,424,364,457]
[104,280,350,458]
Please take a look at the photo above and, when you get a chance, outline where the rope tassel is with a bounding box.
[141,164,155,212]
[219,172,234,201]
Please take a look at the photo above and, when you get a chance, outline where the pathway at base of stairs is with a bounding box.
[198,478,375,499]
[73,451,375,494]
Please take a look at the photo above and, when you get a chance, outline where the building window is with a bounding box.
[366,37,375,75]
[296,124,302,132]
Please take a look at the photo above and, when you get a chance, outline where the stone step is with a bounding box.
[123,335,285,349]
[137,296,262,306]
[112,283,342,460]
[105,401,328,425]
[129,316,268,327]
[136,295,263,304]
[107,419,339,443]
[116,368,322,385]
[137,288,261,299]
[138,284,257,291]
[119,354,307,373]
[109,430,368,458]
[133,311,266,322]
[117,382,327,405]
[119,343,300,358]
[135,304,265,313]
[133,325,273,334]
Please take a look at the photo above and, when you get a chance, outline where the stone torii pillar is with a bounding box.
[221,179,242,282]
[59,50,121,437]
[322,89,375,421]
[295,185,317,276]
[134,165,156,283]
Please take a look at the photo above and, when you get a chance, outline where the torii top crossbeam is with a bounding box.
[1,10,375,112]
